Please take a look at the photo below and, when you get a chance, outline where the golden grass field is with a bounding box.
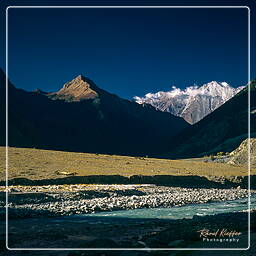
[0,146,254,181]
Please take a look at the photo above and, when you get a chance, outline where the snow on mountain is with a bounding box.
[134,81,244,124]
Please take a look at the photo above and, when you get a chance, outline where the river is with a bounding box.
[78,193,256,220]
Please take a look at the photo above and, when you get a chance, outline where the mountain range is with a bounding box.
[1,68,254,159]
[0,69,189,156]
[134,81,244,124]
[162,80,256,158]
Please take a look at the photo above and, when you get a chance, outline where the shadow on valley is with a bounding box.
[2,175,255,189]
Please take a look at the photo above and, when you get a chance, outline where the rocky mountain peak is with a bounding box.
[66,74,85,83]
[134,81,244,124]
[61,75,89,89]
[52,75,99,102]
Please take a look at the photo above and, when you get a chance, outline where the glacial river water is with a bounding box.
[83,193,256,220]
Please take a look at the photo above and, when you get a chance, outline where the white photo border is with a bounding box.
[5,5,251,251]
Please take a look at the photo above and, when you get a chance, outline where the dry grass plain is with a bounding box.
[0,146,254,181]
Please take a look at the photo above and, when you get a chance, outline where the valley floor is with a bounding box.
[0,147,253,183]
[0,146,255,254]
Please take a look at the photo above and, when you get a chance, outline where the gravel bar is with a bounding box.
[0,184,254,219]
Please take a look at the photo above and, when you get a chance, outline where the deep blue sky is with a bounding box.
[2,5,251,99]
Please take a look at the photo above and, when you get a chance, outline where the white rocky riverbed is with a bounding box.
[0,184,254,219]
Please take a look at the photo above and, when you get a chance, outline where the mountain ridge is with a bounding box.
[0,69,189,156]
[161,80,256,159]
[134,81,244,124]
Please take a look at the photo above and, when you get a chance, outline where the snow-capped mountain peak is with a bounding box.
[134,81,244,124]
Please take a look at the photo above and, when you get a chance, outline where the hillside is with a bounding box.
[228,138,256,166]
[0,69,189,156]
[163,80,256,158]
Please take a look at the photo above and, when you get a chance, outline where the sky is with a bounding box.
[1,3,252,99]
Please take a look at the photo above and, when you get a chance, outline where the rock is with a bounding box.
[167,239,185,247]
[228,138,256,166]
[137,240,147,247]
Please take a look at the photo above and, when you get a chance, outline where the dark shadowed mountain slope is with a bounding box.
[162,80,256,159]
[0,69,189,156]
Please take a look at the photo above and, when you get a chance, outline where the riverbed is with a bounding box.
[1,184,254,219]
[1,185,255,255]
